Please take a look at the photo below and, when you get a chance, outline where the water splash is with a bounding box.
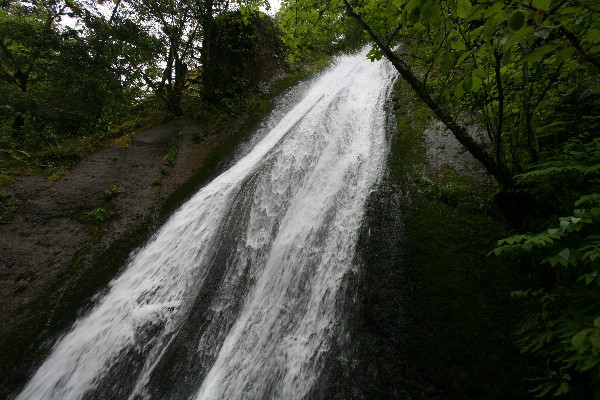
[17,49,396,400]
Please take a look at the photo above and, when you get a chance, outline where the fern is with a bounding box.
[493,194,600,397]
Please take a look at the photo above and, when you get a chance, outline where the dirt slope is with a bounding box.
[0,120,243,398]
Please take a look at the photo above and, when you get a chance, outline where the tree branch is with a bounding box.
[559,27,600,70]
[343,0,505,183]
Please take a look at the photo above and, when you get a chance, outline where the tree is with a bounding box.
[126,0,203,115]
[127,0,269,111]
[279,0,600,396]
[0,0,67,139]
[202,10,287,101]
[280,0,600,193]
[0,0,156,146]
[277,0,366,62]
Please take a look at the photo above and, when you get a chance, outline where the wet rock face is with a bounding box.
[424,120,488,186]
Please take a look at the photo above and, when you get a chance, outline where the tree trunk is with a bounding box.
[343,0,511,188]
[11,70,28,140]
[522,61,540,163]
[201,0,217,102]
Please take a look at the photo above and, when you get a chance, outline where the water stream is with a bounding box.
[17,49,396,400]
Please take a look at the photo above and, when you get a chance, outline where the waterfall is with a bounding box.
[17,48,396,400]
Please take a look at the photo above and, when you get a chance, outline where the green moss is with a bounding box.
[354,78,533,399]
[107,111,168,141]
[0,173,13,187]
[0,200,22,224]
[47,165,70,181]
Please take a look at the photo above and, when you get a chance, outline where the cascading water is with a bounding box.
[17,48,396,400]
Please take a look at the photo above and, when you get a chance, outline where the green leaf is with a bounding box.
[456,0,472,19]
[554,381,570,396]
[585,30,600,44]
[559,257,569,267]
[572,329,592,349]
[585,274,596,285]
[454,80,465,98]
[534,28,550,39]
[421,1,434,19]
[558,248,570,261]
[550,47,575,64]
[503,27,534,51]
[532,0,551,11]
[451,41,466,51]
[534,383,556,397]
[576,195,593,207]
[483,16,497,40]
[404,0,421,13]
[440,57,454,73]
[471,76,482,91]
[483,2,504,18]
[508,10,526,31]
[594,317,600,328]
[457,51,470,65]
[408,6,421,24]
[461,77,473,92]
[580,356,600,371]
[519,44,559,64]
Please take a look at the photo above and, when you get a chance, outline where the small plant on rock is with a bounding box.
[88,207,107,224]
[103,184,121,200]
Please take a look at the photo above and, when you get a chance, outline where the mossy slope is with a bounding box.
[352,79,534,399]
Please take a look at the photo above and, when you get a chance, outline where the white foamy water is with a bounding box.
[17,49,396,400]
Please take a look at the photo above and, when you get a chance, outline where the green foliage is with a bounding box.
[160,135,180,176]
[87,207,107,224]
[493,194,600,397]
[276,0,366,63]
[1,0,276,166]
[103,184,120,200]
[508,10,526,31]
[514,137,600,214]
[283,0,600,188]
[422,179,493,213]
[0,1,145,145]
[280,0,599,396]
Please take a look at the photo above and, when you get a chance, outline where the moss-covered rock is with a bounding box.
[346,78,535,399]
[203,11,286,102]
